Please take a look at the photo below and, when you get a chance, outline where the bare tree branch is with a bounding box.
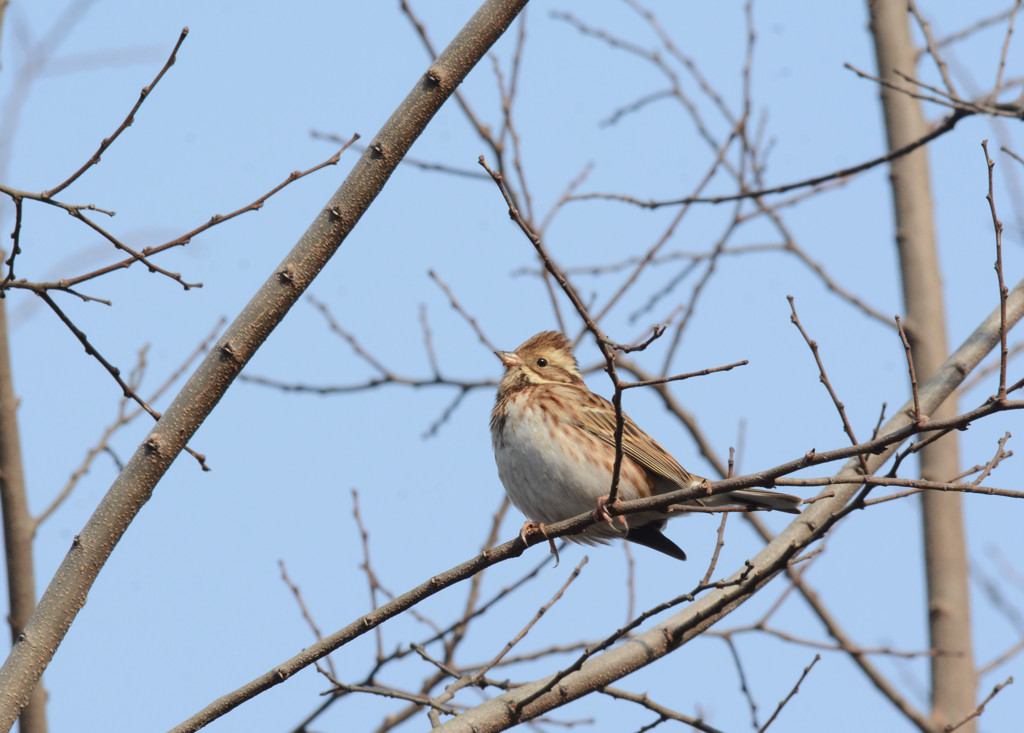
[0,2,530,726]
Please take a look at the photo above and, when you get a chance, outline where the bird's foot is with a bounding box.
[594,494,627,533]
[519,521,559,566]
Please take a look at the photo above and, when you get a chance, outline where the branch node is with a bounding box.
[144,435,162,455]
[219,341,242,365]
[277,265,296,286]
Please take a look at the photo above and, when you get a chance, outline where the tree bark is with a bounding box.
[868,1,977,729]
[0,296,47,733]
[0,1,528,729]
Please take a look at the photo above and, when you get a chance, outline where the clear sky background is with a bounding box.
[2,1,1023,731]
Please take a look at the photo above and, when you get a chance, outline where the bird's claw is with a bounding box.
[594,494,627,532]
[519,521,559,566]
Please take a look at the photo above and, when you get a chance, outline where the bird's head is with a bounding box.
[494,331,583,387]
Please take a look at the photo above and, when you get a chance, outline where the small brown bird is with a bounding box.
[490,331,801,560]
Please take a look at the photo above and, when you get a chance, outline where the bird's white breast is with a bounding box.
[491,391,644,539]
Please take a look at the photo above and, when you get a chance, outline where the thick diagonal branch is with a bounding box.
[0,1,528,729]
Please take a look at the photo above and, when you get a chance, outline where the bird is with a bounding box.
[490,331,801,561]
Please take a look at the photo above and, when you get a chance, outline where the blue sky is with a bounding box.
[2,1,1023,731]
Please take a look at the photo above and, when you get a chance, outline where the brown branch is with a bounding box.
[445,497,510,657]
[537,163,593,237]
[398,0,517,209]
[569,109,968,208]
[35,317,224,526]
[0,294,46,733]
[595,114,742,330]
[619,359,747,390]
[745,515,935,732]
[907,0,957,97]
[351,489,386,664]
[164,376,1023,733]
[944,677,1013,732]
[2,143,353,300]
[960,341,1024,393]
[56,143,352,292]
[515,571,752,714]
[43,28,189,198]
[34,291,210,470]
[0,1,530,726]
[930,7,1017,51]
[896,315,923,422]
[2,195,22,287]
[722,633,759,727]
[324,680,458,716]
[781,240,894,328]
[983,141,1010,400]
[788,296,866,471]
[36,291,161,421]
[435,274,1024,733]
[428,269,497,351]
[701,513,729,586]
[489,33,533,224]
[599,686,726,733]
[658,202,739,373]
[311,129,488,180]
[992,1,1020,95]
[758,654,820,732]
[774,475,1024,501]
[239,371,495,396]
[478,153,636,504]
[279,560,336,680]
[242,296,495,437]
[846,61,1022,117]
[966,432,1012,486]
[716,623,939,659]
[428,557,588,723]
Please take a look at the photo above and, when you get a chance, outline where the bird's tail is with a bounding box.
[699,487,802,514]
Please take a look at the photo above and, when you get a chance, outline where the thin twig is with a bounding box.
[569,110,968,208]
[993,1,1022,94]
[44,28,190,197]
[599,686,726,733]
[700,514,729,586]
[36,317,224,525]
[788,296,867,472]
[983,140,1010,400]
[430,558,588,715]
[895,315,923,422]
[943,676,1013,732]
[722,633,759,728]
[351,489,386,663]
[428,269,497,351]
[515,571,751,714]
[619,360,747,390]
[757,654,820,732]
[907,0,957,97]
[774,475,1024,500]
[279,560,336,679]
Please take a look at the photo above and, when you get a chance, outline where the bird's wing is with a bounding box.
[564,386,697,490]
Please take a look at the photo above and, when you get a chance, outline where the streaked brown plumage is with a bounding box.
[490,331,801,561]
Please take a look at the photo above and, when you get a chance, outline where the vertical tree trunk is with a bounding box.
[0,296,47,733]
[868,2,977,730]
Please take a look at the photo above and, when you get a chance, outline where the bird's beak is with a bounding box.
[495,350,522,368]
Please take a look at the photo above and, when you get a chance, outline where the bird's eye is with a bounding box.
[536,357,548,367]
